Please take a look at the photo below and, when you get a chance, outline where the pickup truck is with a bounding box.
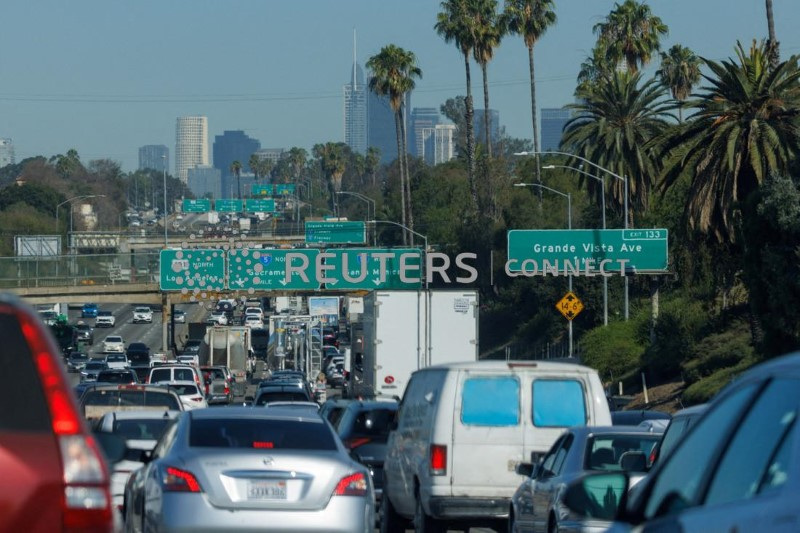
[133,306,153,324]
[79,384,183,422]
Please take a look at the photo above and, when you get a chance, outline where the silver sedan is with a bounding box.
[124,406,374,532]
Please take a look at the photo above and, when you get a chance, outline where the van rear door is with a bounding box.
[450,370,526,497]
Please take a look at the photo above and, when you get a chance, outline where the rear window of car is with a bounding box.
[461,376,520,426]
[347,408,397,437]
[169,384,199,396]
[98,371,134,383]
[106,337,122,343]
[189,418,337,450]
[0,313,51,431]
[202,368,225,380]
[112,418,171,440]
[532,379,587,427]
[585,434,661,472]
[255,391,310,405]
[107,355,126,362]
[150,368,171,382]
[84,389,181,410]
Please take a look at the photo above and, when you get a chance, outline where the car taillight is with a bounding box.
[191,396,203,402]
[224,385,230,395]
[162,466,202,492]
[430,444,447,476]
[332,472,367,496]
[344,437,372,450]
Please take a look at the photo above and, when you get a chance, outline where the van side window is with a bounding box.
[532,379,586,427]
[461,376,520,426]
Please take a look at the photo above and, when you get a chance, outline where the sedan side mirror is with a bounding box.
[515,462,534,477]
[563,472,630,521]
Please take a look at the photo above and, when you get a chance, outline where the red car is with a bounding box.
[0,294,115,532]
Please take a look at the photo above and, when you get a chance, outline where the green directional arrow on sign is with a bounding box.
[228,249,320,290]
[182,199,211,213]
[323,248,423,290]
[305,221,365,244]
[245,199,276,213]
[215,199,243,213]
[159,249,226,291]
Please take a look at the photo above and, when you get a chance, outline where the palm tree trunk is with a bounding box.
[528,45,542,200]
[766,0,779,68]
[237,173,241,201]
[481,62,492,158]
[463,52,478,213]
[394,110,408,245]
[400,104,414,242]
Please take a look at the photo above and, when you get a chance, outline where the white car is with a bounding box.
[95,310,116,328]
[164,381,208,410]
[132,306,153,324]
[104,353,129,370]
[244,306,264,319]
[243,314,264,329]
[102,335,125,353]
[95,409,181,511]
[207,311,228,325]
[173,309,186,323]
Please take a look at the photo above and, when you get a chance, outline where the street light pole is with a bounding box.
[516,150,629,320]
[336,191,376,245]
[162,155,168,248]
[544,164,608,326]
[514,182,574,357]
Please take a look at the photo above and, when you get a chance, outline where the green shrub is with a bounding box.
[579,319,645,382]
[682,319,754,385]
[682,356,757,405]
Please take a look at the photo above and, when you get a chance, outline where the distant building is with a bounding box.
[138,144,168,172]
[0,138,15,167]
[540,107,572,151]
[409,108,440,158]
[422,124,456,165]
[175,116,209,183]
[473,108,500,146]
[213,130,261,199]
[254,148,286,166]
[187,165,221,199]
[366,90,410,165]
[344,62,367,155]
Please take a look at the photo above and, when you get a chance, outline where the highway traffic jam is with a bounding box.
[3,291,798,532]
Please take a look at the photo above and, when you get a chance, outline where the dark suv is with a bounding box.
[74,322,94,345]
[0,293,115,531]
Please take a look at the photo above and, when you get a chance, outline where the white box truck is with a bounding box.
[200,326,252,397]
[354,290,479,399]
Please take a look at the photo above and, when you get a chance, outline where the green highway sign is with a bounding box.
[251,184,272,196]
[215,199,243,212]
[274,184,295,195]
[323,248,423,289]
[245,199,276,213]
[305,221,366,244]
[159,249,226,291]
[182,199,211,213]
[507,229,669,273]
[228,249,320,290]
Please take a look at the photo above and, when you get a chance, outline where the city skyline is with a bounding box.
[0,1,796,172]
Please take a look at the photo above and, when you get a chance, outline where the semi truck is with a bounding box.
[352,290,479,399]
[198,325,252,397]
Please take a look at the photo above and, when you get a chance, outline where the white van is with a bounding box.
[381,360,611,531]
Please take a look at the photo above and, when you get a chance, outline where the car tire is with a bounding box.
[380,494,406,533]
[415,495,445,533]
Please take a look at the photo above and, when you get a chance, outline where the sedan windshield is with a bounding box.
[586,434,661,472]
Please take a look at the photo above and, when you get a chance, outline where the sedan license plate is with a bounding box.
[247,480,287,500]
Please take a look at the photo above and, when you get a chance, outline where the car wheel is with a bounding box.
[415,495,445,533]
[508,508,517,533]
[380,494,406,533]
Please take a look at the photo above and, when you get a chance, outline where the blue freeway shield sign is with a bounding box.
[182,199,211,213]
[227,249,320,290]
[305,221,366,244]
[215,199,243,213]
[507,229,669,273]
[159,249,226,291]
[322,248,423,289]
[245,199,276,213]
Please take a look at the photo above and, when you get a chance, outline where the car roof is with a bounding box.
[189,406,324,423]
[569,425,663,437]
[101,409,180,421]
[672,403,709,418]
[421,360,597,373]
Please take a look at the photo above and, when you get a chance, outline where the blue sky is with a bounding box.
[1,0,797,172]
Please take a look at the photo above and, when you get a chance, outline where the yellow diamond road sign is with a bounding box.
[556,291,584,321]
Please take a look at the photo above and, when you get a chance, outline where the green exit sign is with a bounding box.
[159,249,226,291]
[305,221,365,244]
[215,199,243,212]
[182,199,211,213]
[245,199,276,213]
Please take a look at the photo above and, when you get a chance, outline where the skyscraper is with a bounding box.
[138,145,169,172]
[422,124,456,165]
[344,31,367,155]
[473,109,500,147]
[0,138,15,167]
[409,108,440,158]
[187,165,221,199]
[540,107,572,151]
[213,130,261,199]
[366,90,410,165]
[175,116,209,183]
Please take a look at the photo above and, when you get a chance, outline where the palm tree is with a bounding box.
[593,0,668,74]
[561,71,675,223]
[577,43,613,93]
[259,159,274,183]
[230,160,242,200]
[435,0,479,213]
[248,153,261,181]
[472,0,503,158]
[367,44,422,243]
[656,44,701,122]
[503,0,556,185]
[766,0,779,69]
[287,147,307,186]
[313,142,348,212]
[658,41,800,242]
[365,147,381,186]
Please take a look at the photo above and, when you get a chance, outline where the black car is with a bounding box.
[126,342,150,366]
[73,323,94,345]
[254,383,314,406]
[332,399,399,504]
[96,369,139,384]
